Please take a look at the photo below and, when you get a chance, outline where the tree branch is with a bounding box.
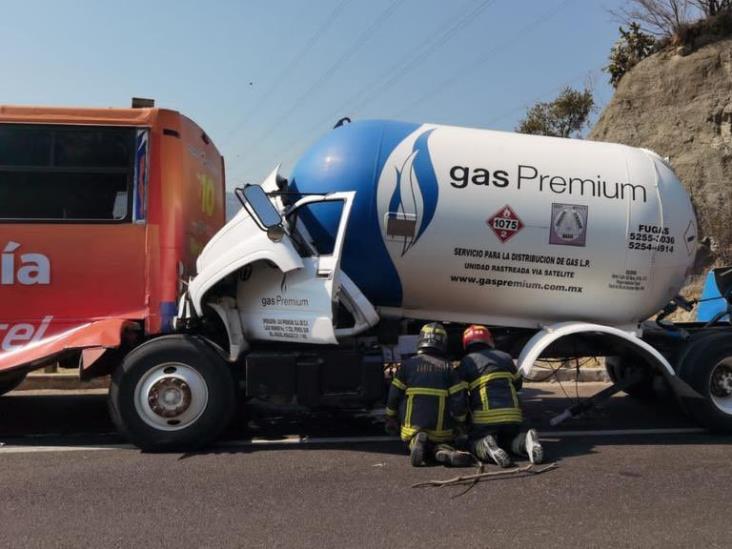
[411,462,558,489]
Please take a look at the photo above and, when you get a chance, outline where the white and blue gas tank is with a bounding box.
[290,120,697,329]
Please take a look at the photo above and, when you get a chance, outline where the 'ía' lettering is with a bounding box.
[1,242,51,286]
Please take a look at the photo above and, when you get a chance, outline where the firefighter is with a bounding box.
[385,322,472,467]
[459,325,543,467]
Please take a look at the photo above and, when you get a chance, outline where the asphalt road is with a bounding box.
[0,384,730,548]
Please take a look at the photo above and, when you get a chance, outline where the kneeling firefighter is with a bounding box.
[385,323,473,467]
[459,325,544,467]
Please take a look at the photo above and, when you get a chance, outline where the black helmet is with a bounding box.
[417,322,448,355]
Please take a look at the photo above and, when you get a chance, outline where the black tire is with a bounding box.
[677,332,732,433]
[109,335,236,452]
[0,370,27,396]
[605,356,656,400]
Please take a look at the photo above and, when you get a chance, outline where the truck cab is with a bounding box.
[185,173,379,351]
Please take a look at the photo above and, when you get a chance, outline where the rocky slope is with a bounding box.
[590,38,732,266]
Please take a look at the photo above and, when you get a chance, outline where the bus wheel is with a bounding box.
[0,370,27,396]
[678,333,732,433]
[605,356,656,400]
[109,335,235,451]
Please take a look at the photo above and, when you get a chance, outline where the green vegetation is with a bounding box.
[606,23,657,88]
[606,1,732,86]
[516,87,595,139]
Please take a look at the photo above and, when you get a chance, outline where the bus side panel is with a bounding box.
[0,224,147,363]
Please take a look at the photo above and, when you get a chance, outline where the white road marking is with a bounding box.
[242,435,398,446]
[0,444,133,454]
[0,428,711,454]
[540,427,707,437]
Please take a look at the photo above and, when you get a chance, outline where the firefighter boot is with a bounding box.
[525,429,544,464]
[472,434,512,468]
[510,429,544,465]
[434,444,474,467]
[409,432,429,467]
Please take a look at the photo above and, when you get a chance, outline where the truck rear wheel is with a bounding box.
[0,370,27,396]
[677,332,732,433]
[109,335,236,451]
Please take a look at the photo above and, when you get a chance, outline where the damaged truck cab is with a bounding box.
[186,176,378,349]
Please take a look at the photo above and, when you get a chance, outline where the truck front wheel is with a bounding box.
[109,335,236,451]
[678,333,732,433]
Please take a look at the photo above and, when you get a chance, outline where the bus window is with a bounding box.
[0,125,136,222]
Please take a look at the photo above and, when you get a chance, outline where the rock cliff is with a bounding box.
[590,38,732,265]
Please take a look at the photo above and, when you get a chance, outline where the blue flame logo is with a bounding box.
[386,129,438,255]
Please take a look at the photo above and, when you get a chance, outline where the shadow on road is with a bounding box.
[537,432,732,463]
[1,384,725,463]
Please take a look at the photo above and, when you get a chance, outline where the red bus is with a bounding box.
[0,102,225,392]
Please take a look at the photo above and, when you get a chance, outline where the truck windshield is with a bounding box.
[0,124,136,222]
[287,212,315,258]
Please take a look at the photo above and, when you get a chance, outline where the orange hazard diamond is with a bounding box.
[487,205,523,243]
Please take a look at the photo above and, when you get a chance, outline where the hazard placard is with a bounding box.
[487,205,523,243]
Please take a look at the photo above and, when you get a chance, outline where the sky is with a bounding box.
[0,0,628,189]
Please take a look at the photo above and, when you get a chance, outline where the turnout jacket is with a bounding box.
[386,353,468,442]
[458,348,523,426]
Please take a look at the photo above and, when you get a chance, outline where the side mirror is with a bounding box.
[235,185,283,231]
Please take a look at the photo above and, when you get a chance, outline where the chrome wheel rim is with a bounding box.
[710,360,732,415]
[134,362,209,431]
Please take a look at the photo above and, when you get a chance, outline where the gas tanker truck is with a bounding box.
[85,121,732,449]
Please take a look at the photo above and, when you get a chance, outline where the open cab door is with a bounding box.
[225,184,367,345]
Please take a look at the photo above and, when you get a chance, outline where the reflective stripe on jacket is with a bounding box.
[386,353,467,442]
[459,348,523,426]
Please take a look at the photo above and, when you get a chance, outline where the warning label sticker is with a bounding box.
[550,203,588,247]
[487,205,523,243]
[262,318,310,340]
[608,270,647,291]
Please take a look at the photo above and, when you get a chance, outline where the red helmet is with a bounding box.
[462,325,495,350]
